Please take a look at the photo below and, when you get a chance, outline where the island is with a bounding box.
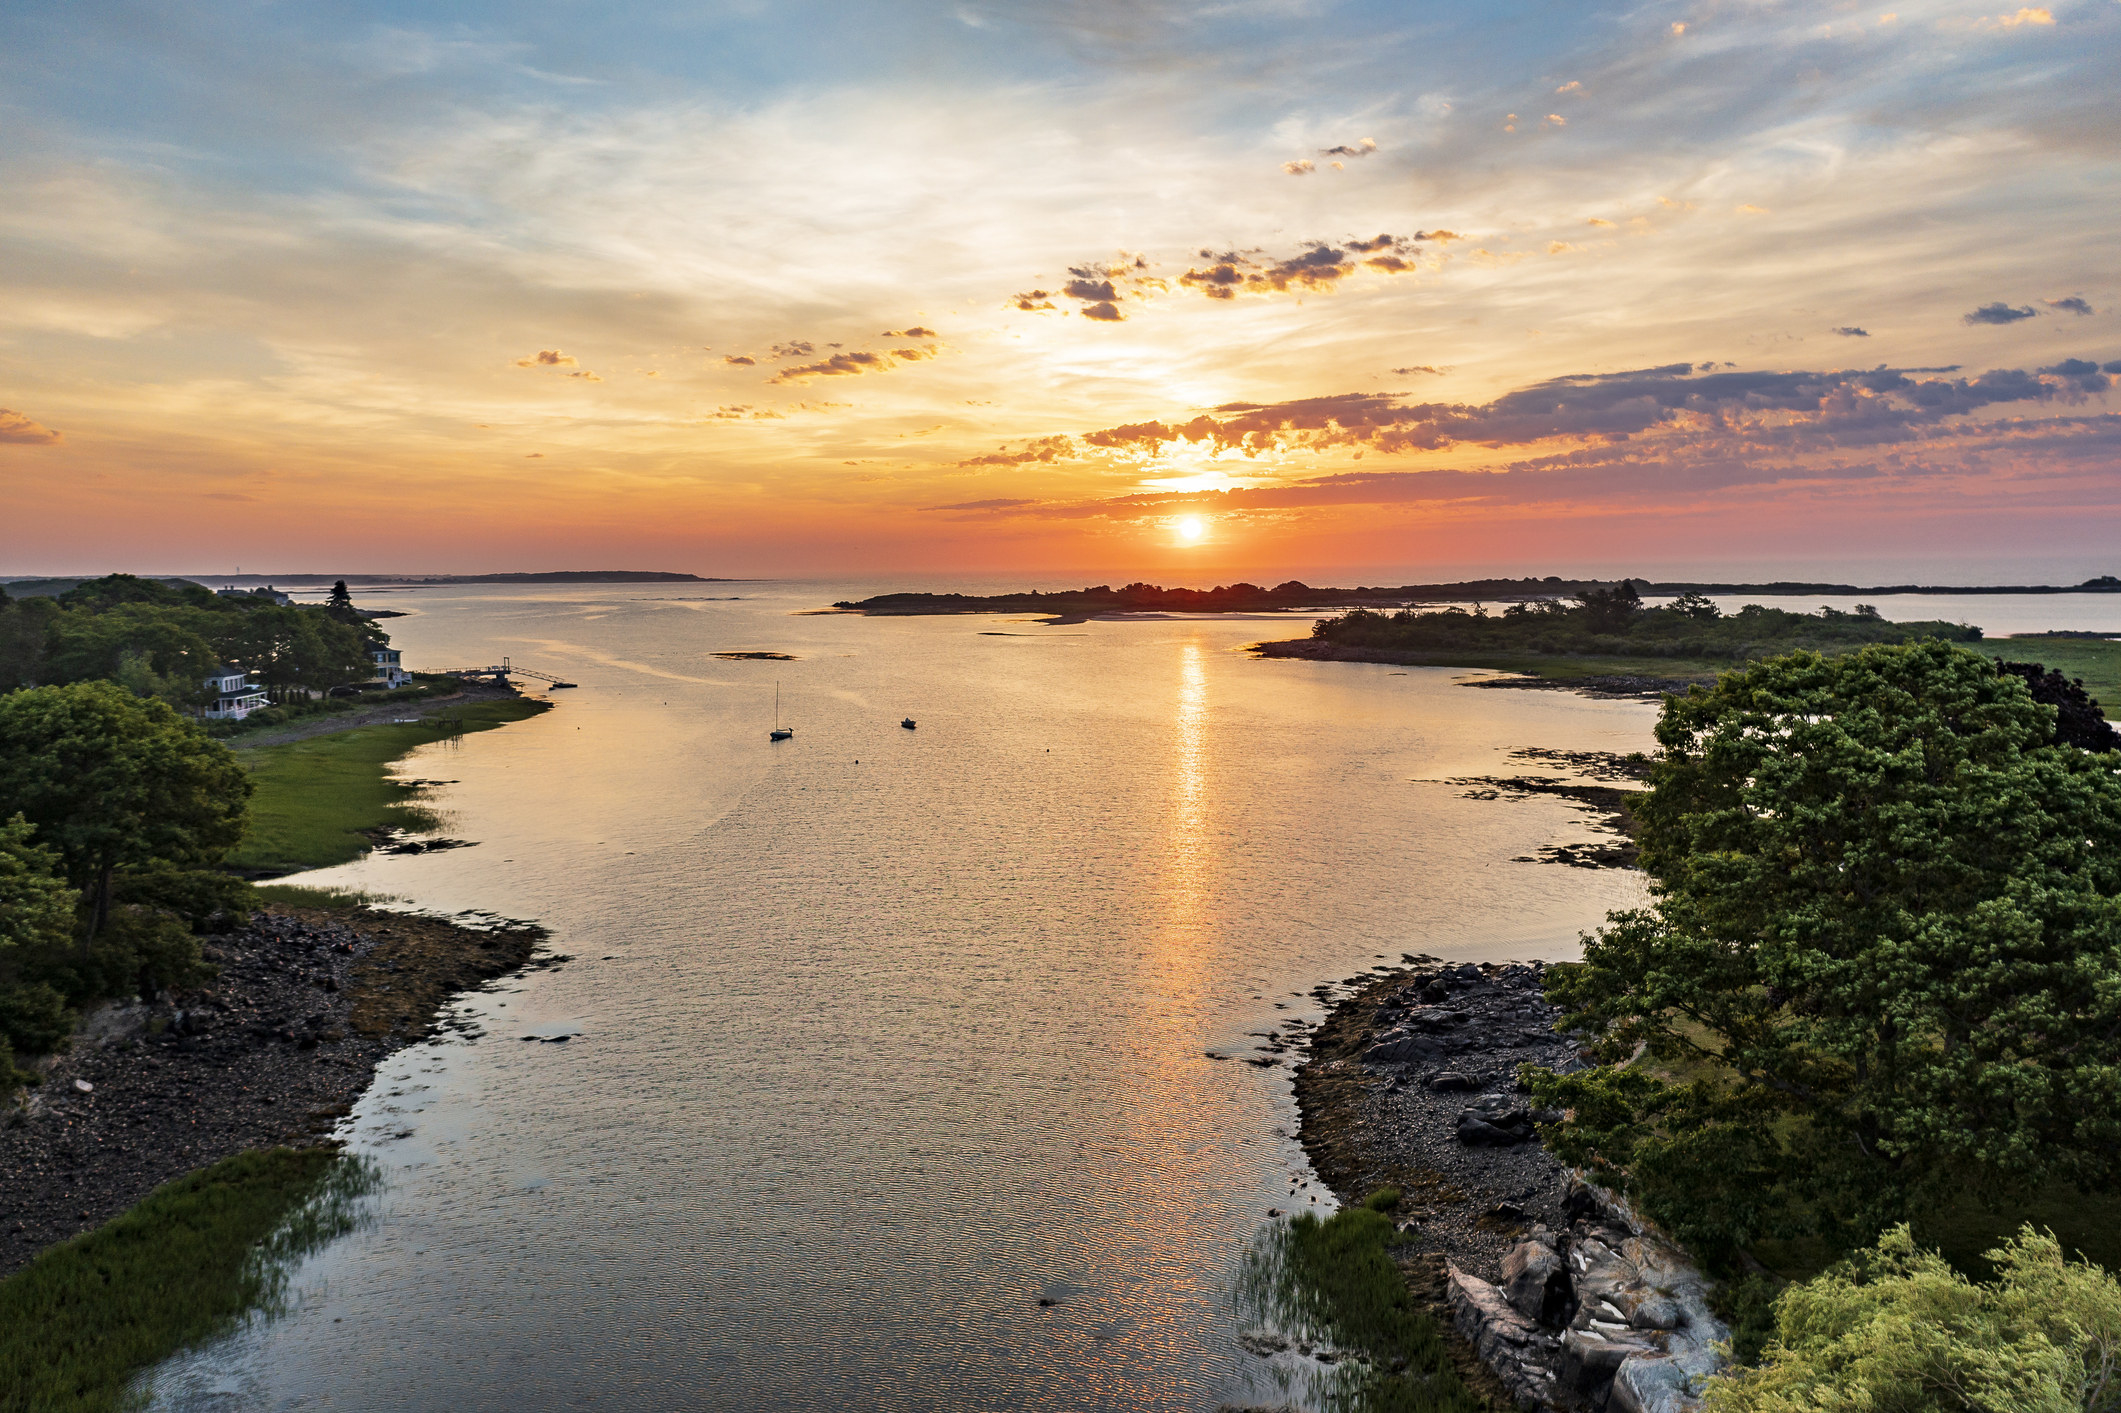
[833,574,2121,619]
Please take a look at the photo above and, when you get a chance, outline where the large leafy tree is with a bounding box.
[212,604,373,698]
[43,602,220,703]
[1531,640,2121,1261]
[0,682,251,941]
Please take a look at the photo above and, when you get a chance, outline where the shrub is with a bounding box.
[1702,1225,2121,1412]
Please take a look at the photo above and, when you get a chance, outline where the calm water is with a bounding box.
[147,580,1666,1410]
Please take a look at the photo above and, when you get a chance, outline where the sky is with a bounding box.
[3,0,2118,581]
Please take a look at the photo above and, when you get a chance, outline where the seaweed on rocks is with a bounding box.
[1452,750,1649,872]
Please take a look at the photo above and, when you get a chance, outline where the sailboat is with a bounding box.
[770,682,794,741]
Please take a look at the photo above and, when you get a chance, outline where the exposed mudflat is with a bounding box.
[0,906,551,1278]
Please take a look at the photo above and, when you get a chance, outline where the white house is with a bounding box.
[203,665,268,720]
[370,646,411,688]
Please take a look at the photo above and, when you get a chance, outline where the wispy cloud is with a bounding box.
[1964,302,2037,325]
[0,410,62,445]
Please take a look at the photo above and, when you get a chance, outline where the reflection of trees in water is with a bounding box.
[1229,1193,1488,1412]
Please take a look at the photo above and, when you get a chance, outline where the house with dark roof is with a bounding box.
[370,646,410,688]
[216,584,293,606]
[203,665,268,720]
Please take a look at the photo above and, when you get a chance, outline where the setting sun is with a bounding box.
[1176,516,1207,544]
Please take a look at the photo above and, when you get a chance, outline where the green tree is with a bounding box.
[0,814,79,1080]
[212,604,371,700]
[325,579,356,624]
[0,815,75,955]
[1702,1225,2121,1412]
[1530,641,2121,1261]
[44,603,219,703]
[0,591,55,688]
[1671,590,1722,620]
[0,683,251,942]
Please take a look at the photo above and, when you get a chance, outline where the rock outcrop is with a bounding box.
[1450,1192,1730,1410]
[1296,958,1731,1411]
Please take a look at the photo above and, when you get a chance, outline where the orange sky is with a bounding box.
[4,1,2118,580]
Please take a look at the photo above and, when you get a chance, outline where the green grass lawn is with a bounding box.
[1993,636,2121,710]
[0,1148,375,1413]
[227,697,548,874]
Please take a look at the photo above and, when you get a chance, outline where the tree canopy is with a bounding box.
[1309,597,1981,662]
[0,574,379,701]
[0,682,251,939]
[1530,640,2121,1263]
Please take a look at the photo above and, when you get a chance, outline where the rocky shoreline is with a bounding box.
[1293,960,1727,1411]
[0,905,553,1279]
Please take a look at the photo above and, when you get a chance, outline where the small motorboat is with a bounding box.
[901,717,917,730]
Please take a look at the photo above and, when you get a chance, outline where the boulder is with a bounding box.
[1499,1235,1574,1326]
[1364,1027,1443,1064]
[1610,1354,1702,1413]
[1426,1070,1478,1091]
[1445,1266,1563,1411]
[1456,1092,1534,1145]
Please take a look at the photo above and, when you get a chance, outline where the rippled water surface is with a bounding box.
[148,581,1658,1411]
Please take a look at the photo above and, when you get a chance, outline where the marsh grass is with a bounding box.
[1232,1190,1494,1413]
[227,697,547,873]
[0,1146,380,1413]
[1994,636,2121,708]
[250,883,405,912]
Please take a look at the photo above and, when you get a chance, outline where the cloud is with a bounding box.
[1833,326,1870,337]
[1282,159,1315,175]
[722,354,757,366]
[923,497,1037,512]
[2046,297,2094,316]
[2038,359,2114,394]
[1555,81,1581,95]
[567,370,601,381]
[514,349,577,367]
[890,346,934,360]
[1177,234,1428,301]
[1392,365,1446,376]
[1022,256,1161,321]
[1974,6,2053,27]
[881,327,936,338]
[958,436,1072,467]
[1321,138,1377,158]
[0,409,62,444]
[770,350,890,382]
[972,360,2113,470]
[1964,302,2037,325]
[770,341,815,359]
